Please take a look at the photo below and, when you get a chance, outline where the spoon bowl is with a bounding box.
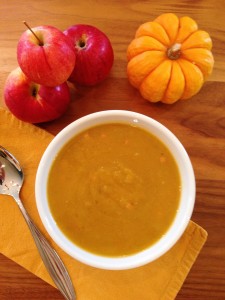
[0,146,76,300]
[0,147,23,197]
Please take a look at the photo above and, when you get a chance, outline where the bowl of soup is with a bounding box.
[35,110,195,270]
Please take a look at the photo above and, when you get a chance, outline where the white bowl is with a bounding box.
[35,110,195,270]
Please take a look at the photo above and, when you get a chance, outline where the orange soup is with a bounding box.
[47,123,181,257]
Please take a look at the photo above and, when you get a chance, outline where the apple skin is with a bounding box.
[64,24,114,86]
[17,25,76,87]
[4,67,71,123]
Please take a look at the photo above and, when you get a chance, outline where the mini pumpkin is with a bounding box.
[127,13,214,104]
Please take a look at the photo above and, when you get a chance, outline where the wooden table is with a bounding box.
[0,1,225,299]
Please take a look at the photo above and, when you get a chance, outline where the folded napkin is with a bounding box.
[0,107,207,300]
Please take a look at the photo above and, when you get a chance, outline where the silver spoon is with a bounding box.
[0,145,76,300]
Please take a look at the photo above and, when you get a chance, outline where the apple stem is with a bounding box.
[77,34,87,49]
[23,21,43,46]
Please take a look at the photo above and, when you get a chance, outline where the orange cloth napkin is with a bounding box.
[0,107,207,300]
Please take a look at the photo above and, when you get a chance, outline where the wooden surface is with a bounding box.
[0,0,225,299]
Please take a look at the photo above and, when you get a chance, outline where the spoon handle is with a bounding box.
[14,195,76,300]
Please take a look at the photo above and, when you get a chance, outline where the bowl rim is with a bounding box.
[35,110,196,270]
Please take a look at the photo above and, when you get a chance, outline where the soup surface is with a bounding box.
[47,123,181,257]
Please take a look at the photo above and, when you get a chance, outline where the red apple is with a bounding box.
[64,24,114,86]
[17,25,76,87]
[4,67,70,123]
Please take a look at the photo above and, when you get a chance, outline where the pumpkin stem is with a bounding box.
[167,43,181,60]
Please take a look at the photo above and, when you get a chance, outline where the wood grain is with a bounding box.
[0,0,225,299]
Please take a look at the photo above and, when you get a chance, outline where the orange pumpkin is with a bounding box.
[127,13,214,104]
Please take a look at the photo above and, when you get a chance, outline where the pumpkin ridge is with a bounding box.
[179,52,213,80]
[179,55,198,67]
[175,16,198,44]
[127,36,166,61]
[140,59,172,102]
[155,22,171,44]
[154,13,180,44]
[181,30,212,50]
[173,19,200,46]
[161,60,173,102]
[129,49,165,62]
[139,57,167,88]
[171,16,181,45]
[181,45,212,51]
[178,59,203,99]
[177,60,187,100]
[176,29,202,49]
[135,22,170,46]
[181,47,213,52]
[127,51,166,88]
[151,22,171,46]
[163,61,185,103]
